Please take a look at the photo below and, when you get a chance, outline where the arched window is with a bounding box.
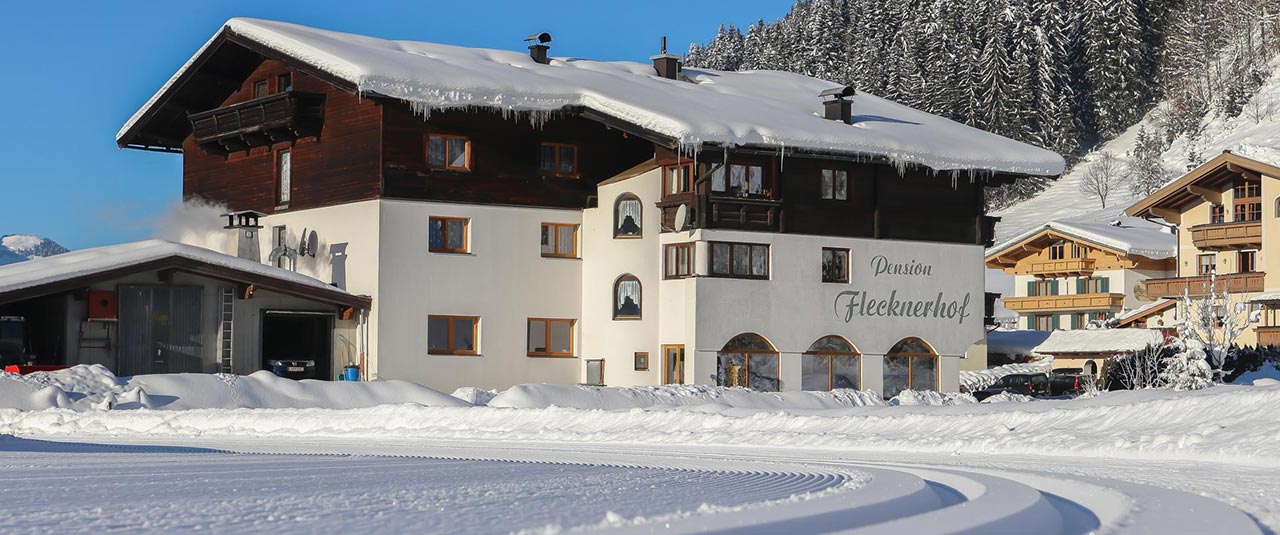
[801,336,861,391]
[1273,196,1280,218]
[717,333,779,391]
[614,194,643,238]
[613,275,642,319]
[883,337,938,397]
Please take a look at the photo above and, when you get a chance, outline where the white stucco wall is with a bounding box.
[374,199,582,392]
[581,170,664,386]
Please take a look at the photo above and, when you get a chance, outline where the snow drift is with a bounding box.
[486,383,966,410]
[0,365,469,410]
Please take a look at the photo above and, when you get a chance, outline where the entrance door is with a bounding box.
[261,311,333,380]
[118,285,203,376]
[662,344,684,384]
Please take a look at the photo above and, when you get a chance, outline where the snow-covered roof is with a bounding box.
[987,208,1176,260]
[1032,329,1164,355]
[0,239,367,308]
[1115,299,1176,326]
[986,330,1053,356]
[119,18,1064,177]
[1248,292,1280,303]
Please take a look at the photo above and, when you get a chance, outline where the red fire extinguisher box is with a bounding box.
[87,291,117,320]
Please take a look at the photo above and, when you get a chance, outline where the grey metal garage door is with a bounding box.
[118,285,203,376]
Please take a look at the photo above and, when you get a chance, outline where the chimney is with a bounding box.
[820,86,856,124]
[650,36,681,80]
[222,210,264,263]
[525,32,552,65]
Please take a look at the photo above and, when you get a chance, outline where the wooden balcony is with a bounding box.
[188,92,325,155]
[1026,258,1096,277]
[1256,326,1280,347]
[658,194,783,232]
[1002,292,1125,313]
[1189,221,1262,250]
[1143,272,1265,298]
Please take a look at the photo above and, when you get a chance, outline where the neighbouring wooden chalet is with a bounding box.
[985,215,1176,331]
[116,18,1063,395]
[1127,151,1280,347]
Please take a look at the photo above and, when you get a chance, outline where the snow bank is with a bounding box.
[120,18,1064,177]
[0,365,468,410]
[6,383,1280,466]
[1033,329,1164,355]
[960,359,1053,392]
[488,384,892,410]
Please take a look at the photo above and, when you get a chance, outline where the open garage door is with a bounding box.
[118,285,204,376]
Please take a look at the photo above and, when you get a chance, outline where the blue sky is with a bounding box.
[0,0,789,250]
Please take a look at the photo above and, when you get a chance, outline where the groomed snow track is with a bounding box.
[1,437,1263,534]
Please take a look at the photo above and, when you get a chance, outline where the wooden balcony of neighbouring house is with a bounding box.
[657,194,784,232]
[188,92,325,155]
[1189,220,1262,250]
[1143,272,1265,298]
[1001,292,1125,314]
[1025,258,1096,277]
[1256,326,1280,347]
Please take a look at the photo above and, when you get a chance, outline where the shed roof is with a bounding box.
[0,240,369,310]
[1031,329,1164,356]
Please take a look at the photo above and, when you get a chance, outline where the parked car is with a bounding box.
[267,359,316,380]
[973,372,1051,401]
[1049,371,1092,396]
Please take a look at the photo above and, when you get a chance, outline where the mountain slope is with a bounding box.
[0,235,69,266]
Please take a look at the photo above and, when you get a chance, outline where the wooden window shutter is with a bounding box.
[1050,280,1059,294]
[1076,278,1085,294]
[1027,281,1035,296]
[1069,314,1077,329]
[1051,315,1060,329]
[1101,278,1110,292]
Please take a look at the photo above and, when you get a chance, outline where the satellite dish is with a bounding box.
[305,230,318,258]
[298,228,310,257]
[674,204,688,231]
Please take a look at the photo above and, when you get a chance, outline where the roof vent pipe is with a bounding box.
[525,32,552,64]
[820,86,856,124]
[651,36,681,80]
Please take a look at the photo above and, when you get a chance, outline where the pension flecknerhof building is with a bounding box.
[117,18,1064,396]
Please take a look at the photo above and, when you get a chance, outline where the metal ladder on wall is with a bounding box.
[218,287,234,374]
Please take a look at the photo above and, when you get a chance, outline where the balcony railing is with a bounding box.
[658,194,783,232]
[1256,326,1280,347]
[1026,258,1096,277]
[1002,292,1125,313]
[1143,272,1265,298]
[1189,221,1262,250]
[188,91,325,155]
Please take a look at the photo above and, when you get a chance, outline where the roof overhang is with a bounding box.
[985,227,1130,269]
[1126,151,1280,220]
[0,255,370,311]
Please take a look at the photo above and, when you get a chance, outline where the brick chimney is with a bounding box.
[820,86,856,124]
[651,36,681,80]
[525,32,552,65]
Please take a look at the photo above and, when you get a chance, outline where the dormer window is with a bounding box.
[540,143,578,178]
[1210,204,1226,224]
[253,80,268,99]
[277,73,292,93]
[427,134,471,171]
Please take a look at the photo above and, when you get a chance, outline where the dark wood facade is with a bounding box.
[131,40,1012,246]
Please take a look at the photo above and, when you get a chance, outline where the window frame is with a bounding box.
[821,247,850,283]
[613,193,643,239]
[1048,241,1066,260]
[716,333,780,391]
[663,242,695,279]
[634,352,649,371]
[1210,204,1227,224]
[613,274,643,320]
[1197,253,1216,275]
[276,73,292,93]
[274,148,291,207]
[539,142,580,178]
[428,216,470,254]
[526,317,576,357]
[662,344,685,384]
[802,336,861,391]
[426,133,472,172]
[708,241,770,280]
[820,168,849,201]
[663,163,694,196]
[252,79,268,99]
[426,314,480,356]
[540,222,579,259]
[884,338,939,394]
[1238,250,1258,273]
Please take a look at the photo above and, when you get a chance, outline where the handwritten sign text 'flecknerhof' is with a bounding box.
[834,255,972,325]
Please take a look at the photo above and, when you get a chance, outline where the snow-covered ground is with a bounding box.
[2,367,1278,534]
